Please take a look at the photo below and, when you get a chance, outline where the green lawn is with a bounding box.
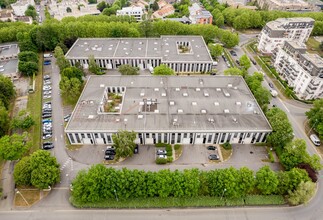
[26,55,43,153]
[71,195,286,208]
[306,37,323,57]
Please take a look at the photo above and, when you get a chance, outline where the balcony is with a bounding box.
[310,80,320,87]
[305,88,314,95]
[308,85,317,90]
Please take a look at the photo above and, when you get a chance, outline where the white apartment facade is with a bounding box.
[273,41,323,100]
[11,0,35,16]
[116,6,143,21]
[256,0,321,12]
[257,17,314,54]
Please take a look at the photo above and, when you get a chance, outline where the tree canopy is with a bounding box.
[10,110,35,131]
[305,99,323,139]
[112,130,137,158]
[153,64,174,75]
[208,43,223,58]
[0,75,15,109]
[239,54,251,70]
[118,64,139,75]
[0,101,9,137]
[0,133,30,161]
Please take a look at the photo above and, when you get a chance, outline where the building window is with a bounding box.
[81,133,85,138]
[246,133,251,138]
[220,133,226,143]
[164,133,168,143]
[146,133,150,138]
[234,133,238,138]
[207,134,212,143]
[177,133,181,143]
[184,133,187,138]
[75,134,81,143]
[107,135,111,143]
[69,134,75,143]
[88,134,92,138]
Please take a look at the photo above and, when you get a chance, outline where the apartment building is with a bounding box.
[116,6,144,21]
[11,0,35,16]
[256,0,320,12]
[65,36,213,74]
[257,17,314,54]
[188,3,212,24]
[65,75,272,145]
[273,41,323,100]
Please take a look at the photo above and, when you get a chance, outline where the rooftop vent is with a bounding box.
[161,92,166,97]
[232,117,237,123]
[216,88,221,91]
[236,101,241,106]
[154,88,159,91]
[166,50,169,53]
[196,88,200,92]
[139,42,143,44]
[173,118,178,122]
[192,101,197,106]
[123,48,127,50]
[214,102,219,106]
[88,115,94,119]
[138,114,143,119]
[85,48,89,51]
[199,79,204,85]
[169,101,175,106]
[97,47,102,51]
[204,91,209,97]
[228,84,232,88]
[234,87,237,90]
[178,109,184,113]
[154,48,157,51]
[183,92,188,97]
[154,42,158,45]
[84,42,88,45]
[100,84,105,88]
[224,92,230,97]
[154,109,159,113]
[224,109,230,114]
[208,118,214,123]
[138,48,142,50]
[254,110,259,114]
[175,88,180,91]
[116,118,120,122]
[125,42,129,44]
[139,101,144,106]
[108,48,112,50]
[201,109,207,114]
[124,118,128,122]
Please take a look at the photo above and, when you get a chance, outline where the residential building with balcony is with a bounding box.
[256,0,320,12]
[188,3,212,24]
[257,17,314,54]
[65,75,272,145]
[273,41,323,100]
[116,6,144,21]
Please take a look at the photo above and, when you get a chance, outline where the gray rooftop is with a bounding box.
[0,43,19,58]
[66,75,272,133]
[266,17,315,31]
[0,59,18,75]
[302,53,323,68]
[65,36,213,62]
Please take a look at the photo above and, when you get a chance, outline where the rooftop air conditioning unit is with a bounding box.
[224,109,230,114]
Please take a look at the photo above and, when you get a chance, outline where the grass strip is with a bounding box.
[245,195,285,205]
[223,49,236,68]
[26,55,43,153]
[71,195,287,208]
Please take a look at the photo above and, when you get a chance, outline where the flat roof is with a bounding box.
[65,76,272,133]
[65,36,213,62]
[0,43,19,58]
[266,17,315,30]
[302,53,323,68]
[0,59,18,75]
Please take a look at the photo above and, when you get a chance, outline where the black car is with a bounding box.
[207,146,216,150]
[42,143,54,150]
[268,82,274,88]
[210,72,216,76]
[104,155,115,160]
[105,149,116,155]
[42,114,52,119]
[134,144,139,154]
[208,154,219,160]
[222,55,227,62]
[235,60,240,65]
[230,50,237,56]
[251,59,256,65]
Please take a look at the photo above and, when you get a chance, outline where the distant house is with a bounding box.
[15,16,33,24]
[116,6,144,21]
[11,0,35,16]
[188,3,212,24]
[131,0,149,10]
[152,0,175,19]
[163,16,192,24]
[0,9,15,22]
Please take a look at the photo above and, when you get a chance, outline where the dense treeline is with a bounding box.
[71,165,311,204]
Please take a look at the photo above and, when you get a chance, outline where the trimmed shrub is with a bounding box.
[166,150,173,157]
[222,142,232,150]
[167,156,173,163]
[156,158,167,164]
[174,144,181,150]
[155,143,165,148]
[165,144,172,152]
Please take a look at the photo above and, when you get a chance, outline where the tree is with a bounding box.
[266,107,294,149]
[239,54,251,70]
[0,133,30,161]
[25,5,37,19]
[13,156,32,186]
[288,181,316,205]
[253,86,271,112]
[208,43,223,58]
[61,66,83,82]
[118,65,139,75]
[153,64,174,75]
[151,1,159,11]
[88,55,102,75]
[221,31,239,48]
[277,168,311,195]
[305,99,323,139]
[16,32,38,53]
[88,0,97,4]
[0,75,15,109]
[18,51,38,63]
[224,67,243,76]
[59,77,83,103]
[97,1,107,12]
[54,46,71,71]
[0,102,9,137]
[10,110,35,130]
[255,166,279,195]
[18,61,38,76]
[112,130,137,158]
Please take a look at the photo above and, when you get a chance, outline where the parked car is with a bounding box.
[230,50,237,56]
[64,114,71,122]
[158,155,167,159]
[251,59,256,65]
[43,91,52,95]
[104,155,115,160]
[156,149,167,155]
[42,143,54,150]
[134,144,139,154]
[268,82,274,88]
[208,154,219,160]
[207,146,216,150]
[310,134,321,146]
[43,134,52,139]
[235,60,240,65]
[43,95,52,99]
[42,119,52,123]
[105,149,116,155]
[43,75,51,80]
[42,114,52,119]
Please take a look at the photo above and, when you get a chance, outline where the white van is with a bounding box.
[310,134,321,146]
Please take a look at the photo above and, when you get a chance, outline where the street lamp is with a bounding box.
[220,188,227,200]
[114,189,118,202]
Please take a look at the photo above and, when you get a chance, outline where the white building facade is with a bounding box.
[65,36,214,74]
[273,41,323,100]
[258,17,314,54]
[65,75,272,146]
[116,6,143,21]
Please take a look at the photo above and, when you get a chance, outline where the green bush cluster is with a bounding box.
[71,165,310,204]
[222,142,232,150]
[174,144,181,150]
[156,158,167,164]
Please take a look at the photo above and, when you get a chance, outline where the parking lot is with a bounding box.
[67,143,280,171]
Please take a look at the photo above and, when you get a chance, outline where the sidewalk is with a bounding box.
[0,161,15,210]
